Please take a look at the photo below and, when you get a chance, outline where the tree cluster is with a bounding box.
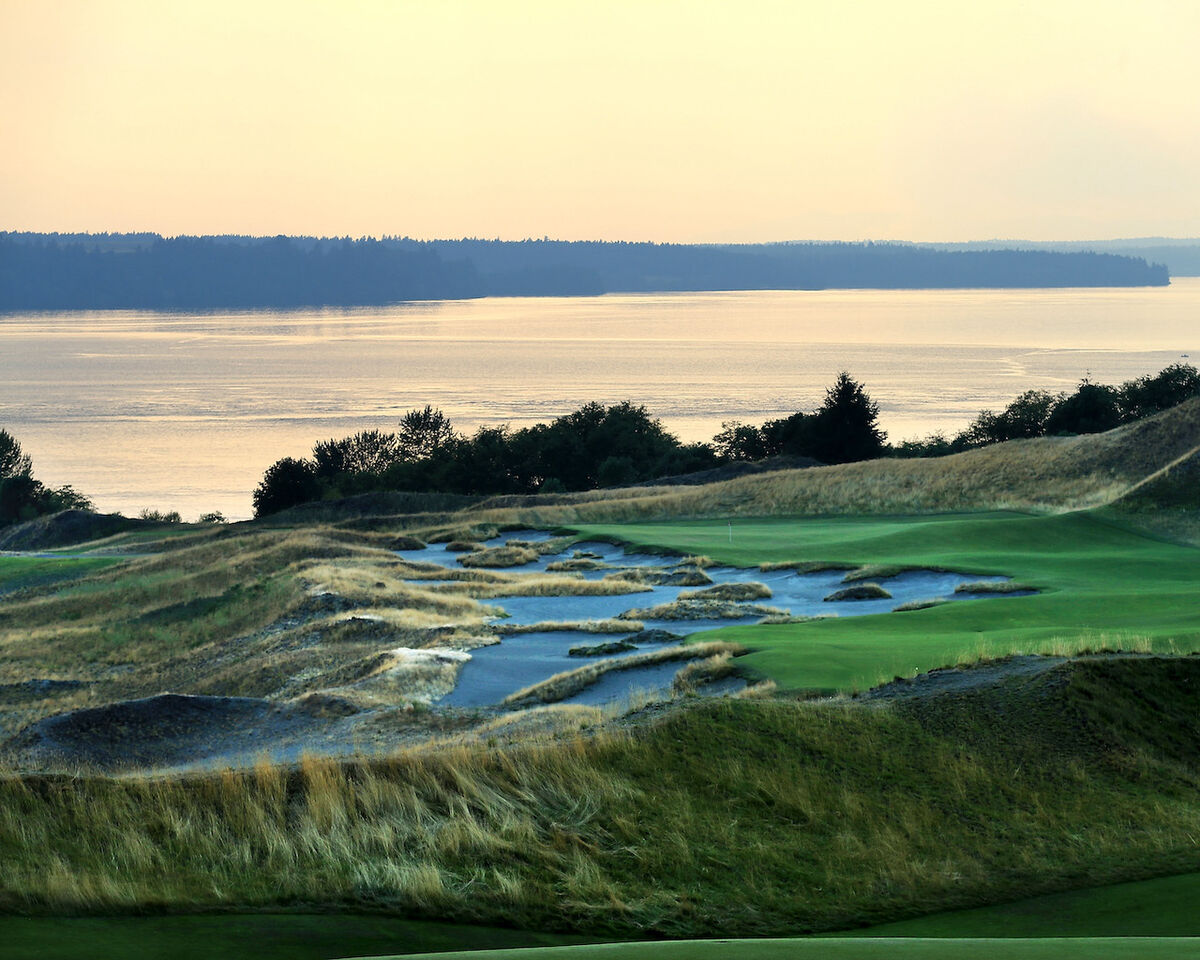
[252,374,887,516]
[1,232,1168,311]
[0,235,481,310]
[253,363,1200,517]
[893,363,1200,457]
[0,430,92,526]
[253,402,720,517]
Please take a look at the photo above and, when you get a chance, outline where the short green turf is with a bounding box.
[571,510,1200,692]
[365,937,1198,959]
[0,555,119,594]
[0,913,584,960]
[843,871,1200,938]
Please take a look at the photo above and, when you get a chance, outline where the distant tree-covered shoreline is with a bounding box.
[0,232,1169,311]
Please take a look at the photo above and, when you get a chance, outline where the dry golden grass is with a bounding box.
[453,575,652,600]
[758,612,837,624]
[544,558,612,572]
[3,679,1199,936]
[501,640,743,706]
[619,598,786,621]
[760,560,855,573]
[453,398,1200,527]
[672,651,737,693]
[985,634,1163,660]
[457,545,541,568]
[824,582,892,602]
[842,563,915,582]
[892,599,949,613]
[678,581,772,602]
[953,580,1035,594]
[493,619,643,635]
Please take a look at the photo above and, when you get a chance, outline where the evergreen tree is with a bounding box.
[806,372,886,464]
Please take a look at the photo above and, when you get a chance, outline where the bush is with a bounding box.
[1120,363,1200,420]
[1046,379,1123,436]
[138,508,182,523]
[252,457,322,517]
[597,456,637,488]
[712,421,769,462]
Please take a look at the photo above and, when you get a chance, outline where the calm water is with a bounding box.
[2,282,1197,520]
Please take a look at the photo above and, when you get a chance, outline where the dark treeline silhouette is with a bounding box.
[0,234,480,310]
[0,430,92,527]
[392,238,1169,293]
[891,363,1200,457]
[253,364,1199,517]
[920,238,1196,277]
[251,375,891,516]
[1,232,1167,310]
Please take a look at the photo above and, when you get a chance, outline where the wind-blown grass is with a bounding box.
[501,640,742,705]
[2,663,1200,936]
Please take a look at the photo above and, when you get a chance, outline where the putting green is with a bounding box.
[571,510,1200,692]
[367,937,1198,959]
[846,871,1200,938]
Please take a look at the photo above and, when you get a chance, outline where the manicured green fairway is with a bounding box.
[372,938,1198,960]
[0,555,119,594]
[846,871,1200,938]
[0,913,584,960]
[571,510,1200,692]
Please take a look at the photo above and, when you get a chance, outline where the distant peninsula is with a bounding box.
[0,231,1170,311]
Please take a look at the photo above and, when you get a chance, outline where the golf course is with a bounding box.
[1,398,1198,959]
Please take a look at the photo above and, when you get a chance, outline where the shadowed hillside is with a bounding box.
[2,656,1199,935]
[443,397,1200,528]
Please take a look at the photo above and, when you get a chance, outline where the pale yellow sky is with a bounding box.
[2,0,1198,241]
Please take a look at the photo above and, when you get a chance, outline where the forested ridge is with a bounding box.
[0,232,1169,310]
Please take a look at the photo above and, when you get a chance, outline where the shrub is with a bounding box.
[138,508,182,523]
[1046,379,1122,435]
[252,457,321,517]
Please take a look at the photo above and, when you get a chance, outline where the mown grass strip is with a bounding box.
[843,870,1200,938]
[0,913,585,960]
[378,937,1198,960]
[0,556,121,595]
[570,511,1200,692]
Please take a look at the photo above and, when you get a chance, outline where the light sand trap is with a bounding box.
[399,532,1030,708]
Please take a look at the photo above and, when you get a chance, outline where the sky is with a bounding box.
[2,0,1198,242]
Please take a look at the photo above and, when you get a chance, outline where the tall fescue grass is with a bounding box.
[493,619,643,635]
[2,687,1199,935]
[453,399,1200,528]
[952,633,1166,665]
[502,641,743,705]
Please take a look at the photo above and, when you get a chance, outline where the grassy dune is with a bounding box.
[2,662,1199,935]
[453,397,1200,529]
[572,510,1200,692]
[0,528,503,735]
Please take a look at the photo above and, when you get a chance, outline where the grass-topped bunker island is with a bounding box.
[1,399,1199,960]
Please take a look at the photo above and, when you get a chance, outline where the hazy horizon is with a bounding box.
[4,1,1198,243]
[7,229,1200,245]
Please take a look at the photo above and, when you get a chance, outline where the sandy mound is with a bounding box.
[8,693,299,768]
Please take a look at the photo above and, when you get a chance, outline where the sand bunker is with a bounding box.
[396,529,1032,710]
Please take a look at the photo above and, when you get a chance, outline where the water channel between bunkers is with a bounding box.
[396,531,1032,708]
